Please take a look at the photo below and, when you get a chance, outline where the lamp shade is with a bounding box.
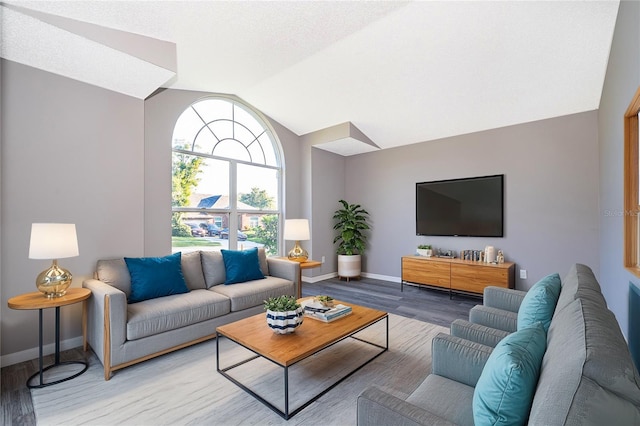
[283,219,310,241]
[29,223,79,259]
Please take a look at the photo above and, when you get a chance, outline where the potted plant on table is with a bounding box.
[264,295,304,334]
[417,244,433,257]
[333,199,371,280]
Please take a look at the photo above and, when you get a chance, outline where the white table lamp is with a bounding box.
[29,223,79,298]
[284,219,310,262]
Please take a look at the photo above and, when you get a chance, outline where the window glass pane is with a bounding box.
[192,128,216,155]
[237,164,278,210]
[172,153,229,208]
[193,99,232,123]
[214,140,250,162]
[172,212,229,253]
[259,133,278,166]
[172,108,202,149]
[234,104,266,137]
[209,119,233,144]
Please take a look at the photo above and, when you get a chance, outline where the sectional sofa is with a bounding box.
[358,264,640,425]
[83,249,297,380]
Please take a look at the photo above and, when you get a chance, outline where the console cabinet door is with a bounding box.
[450,263,509,293]
[402,257,450,289]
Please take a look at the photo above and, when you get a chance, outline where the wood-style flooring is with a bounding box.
[1,276,479,425]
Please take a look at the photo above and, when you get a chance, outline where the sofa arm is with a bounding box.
[266,257,299,292]
[357,386,456,426]
[431,333,493,388]
[483,286,526,313]
[450,319,510,348]
[82,278,127,379]
[468,305,518,333]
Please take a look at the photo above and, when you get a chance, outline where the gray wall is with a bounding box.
[1,59,144,361]
[313,111,600,290]
[598,0,640,337]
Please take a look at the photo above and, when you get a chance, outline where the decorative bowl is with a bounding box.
[266,307,304,334]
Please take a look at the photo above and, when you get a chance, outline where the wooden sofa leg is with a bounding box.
[104,295,112,381]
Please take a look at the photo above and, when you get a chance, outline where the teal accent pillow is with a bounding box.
[221,247,265,285]
[517,273,561,332]
[473,323,547,426]
[125,252,189,303]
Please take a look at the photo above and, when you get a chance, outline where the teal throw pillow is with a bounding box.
[125,252,189,303]
[221,247,265,285]
[473,322,547,426]
[517,273,561,332]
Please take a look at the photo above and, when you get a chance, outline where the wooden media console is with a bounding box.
[401,255,515,297]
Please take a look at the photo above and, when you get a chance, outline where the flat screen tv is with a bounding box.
[416,174,504,237]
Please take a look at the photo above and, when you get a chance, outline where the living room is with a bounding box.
[1,0,639,423]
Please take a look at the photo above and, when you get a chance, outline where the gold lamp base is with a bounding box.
[36,259,72,298]
[287,241,308,263]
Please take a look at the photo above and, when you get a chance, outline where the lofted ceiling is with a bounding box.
[1,1,619,155]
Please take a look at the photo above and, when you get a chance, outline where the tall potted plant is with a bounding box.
[333,199,371,280]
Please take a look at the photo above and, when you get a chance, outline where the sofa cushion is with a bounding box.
[530,298,640,425]
[96,258,131,297]
[555,263,606,314]
[473,322,546,426]
[257,247,269,276]
[181,251,206,291]
[125,253,190,303]
[221,247,265,284]
[126,289,231,340]
[210,276,294,312]
[202,250,226,288]
[406,374,475,426]
[517,273,561,332]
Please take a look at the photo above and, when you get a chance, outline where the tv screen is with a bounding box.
[416,175,504,237]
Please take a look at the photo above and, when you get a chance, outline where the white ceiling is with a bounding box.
[1,1,620,155]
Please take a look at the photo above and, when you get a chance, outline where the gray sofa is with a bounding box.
[83,249,297,380]
[357,264,640,425]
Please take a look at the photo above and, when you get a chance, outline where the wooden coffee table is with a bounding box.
[216,299,388,419]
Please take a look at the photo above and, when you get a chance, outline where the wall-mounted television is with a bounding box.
[416,174,504,237]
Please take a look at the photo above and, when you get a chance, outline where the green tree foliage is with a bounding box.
[172,152,203,207]
[240,187,273,209]
[171,152,203,236]
[253,215,279,255]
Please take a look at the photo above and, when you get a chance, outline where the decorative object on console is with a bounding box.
[417,244,433,257]
[497,250,505,264]
[264,295,304,334]
[284,219,310,262]
[29,223,79,298]
[333,199,371,280]
[484,246,497,263]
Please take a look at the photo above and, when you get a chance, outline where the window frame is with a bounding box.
[623,86,640,277]
[171,96,284,253]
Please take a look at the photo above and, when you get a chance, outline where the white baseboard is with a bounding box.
[362,272,401,283]
[0,336,84,368]
[301,271,401,284]
[302,272,337,283]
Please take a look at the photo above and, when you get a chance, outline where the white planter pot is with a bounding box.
[266,307,304,334]
[338,254,361,278]
[417,249,432,257]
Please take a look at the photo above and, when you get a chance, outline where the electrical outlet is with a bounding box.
[520,269,527,279]
[321,256,325,263]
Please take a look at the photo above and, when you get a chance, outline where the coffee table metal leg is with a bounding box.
[284,366,289,419]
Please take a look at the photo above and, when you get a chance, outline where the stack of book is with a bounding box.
[303,302,352,323]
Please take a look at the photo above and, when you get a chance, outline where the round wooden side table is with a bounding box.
[8,287,91,388]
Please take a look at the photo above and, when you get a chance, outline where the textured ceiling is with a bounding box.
[1,1,619,155]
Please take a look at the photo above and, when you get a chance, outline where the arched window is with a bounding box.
[171,96,282,255]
